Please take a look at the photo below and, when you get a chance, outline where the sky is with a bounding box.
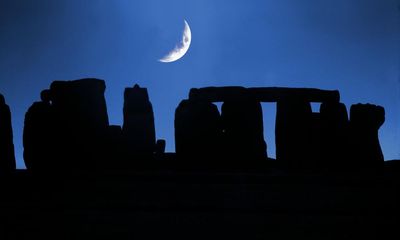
[0,0,399,168]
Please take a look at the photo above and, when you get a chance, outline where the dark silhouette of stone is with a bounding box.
[52,79,109,169]
[23,93,57,171]
[50,79,109,134]
[175,99,222,162]
[275,99,313,169]
[349,103,385,169]
[122,84,156,156]
[9,83,398,240]
[189,87,247,102]
[189,86,342,169]
[19,82,389,174]
[221,100,267,161]
[0,94,16,172]
[190,87,340,103]
[41,89,51,103]
[319,102,350,170]
[249,87,340,103]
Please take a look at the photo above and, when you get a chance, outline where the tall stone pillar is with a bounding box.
[175,99,222,163]
[221,100,267,161]
[123,84,156,155]
[23,90,56,171]
[0,94,16,172]
[349,103,385,169]
[319,102,350,170]
[49,79,110,171]
[275,99,312,169]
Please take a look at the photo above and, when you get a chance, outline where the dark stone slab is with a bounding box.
[190,86,340,103]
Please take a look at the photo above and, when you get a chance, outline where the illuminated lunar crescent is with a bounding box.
[159,20,192,63]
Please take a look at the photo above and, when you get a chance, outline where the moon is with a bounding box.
[159,20,192,63]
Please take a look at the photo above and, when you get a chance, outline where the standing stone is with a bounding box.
[23,90,57,171]
[319,102,350,170]
[49,79,110,171]
[122,84,156,156]
[275,99,312,169]
[175,99,222,163]
[349,103,385,169]
[221,100,267,162]
[50,79,109,134]
[0,94,16,172]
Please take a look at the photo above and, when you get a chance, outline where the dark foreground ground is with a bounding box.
[1,160,400,240]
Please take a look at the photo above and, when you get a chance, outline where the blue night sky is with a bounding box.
[0,0,399,168]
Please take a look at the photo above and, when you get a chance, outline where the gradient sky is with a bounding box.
[0,0,399,168]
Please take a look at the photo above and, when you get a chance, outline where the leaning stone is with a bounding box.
[0,94,16,173]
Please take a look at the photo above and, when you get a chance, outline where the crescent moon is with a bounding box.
[159,20,192,63]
